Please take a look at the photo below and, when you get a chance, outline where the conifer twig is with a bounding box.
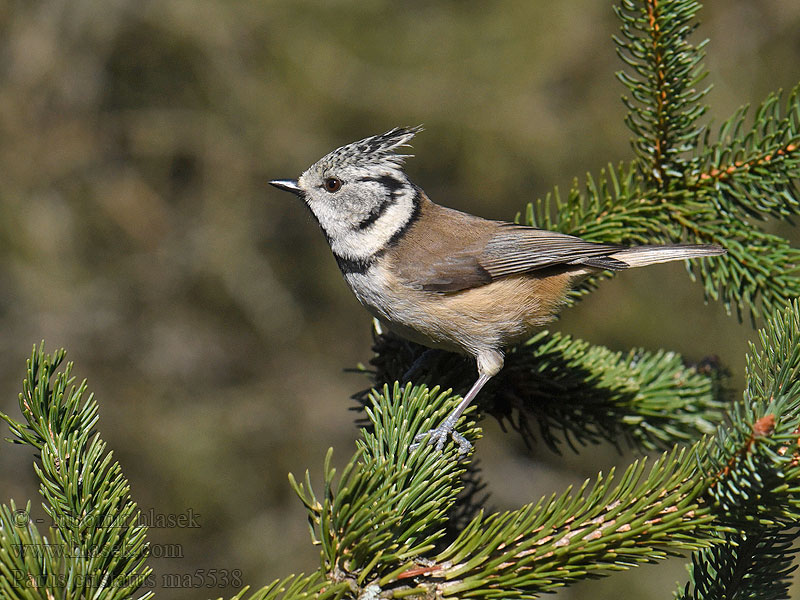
[0,344,152,600]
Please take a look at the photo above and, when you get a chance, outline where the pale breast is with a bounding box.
[345,262,577,356]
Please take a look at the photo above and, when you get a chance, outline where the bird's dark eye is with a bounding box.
[323,177,342,193]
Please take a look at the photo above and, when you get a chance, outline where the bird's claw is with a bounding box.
[410,422,472,456]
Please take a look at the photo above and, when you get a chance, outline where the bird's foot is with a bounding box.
[410,418,472,456]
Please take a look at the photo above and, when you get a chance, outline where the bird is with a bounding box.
[270,126,726,455]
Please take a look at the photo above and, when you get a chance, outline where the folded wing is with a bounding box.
[403,222,724,293]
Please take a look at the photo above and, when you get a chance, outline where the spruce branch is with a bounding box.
[679,86,800,321]
[667,208,800,322]
[305,385,720,599]
[691,85,800,221]
[614,0,709,186]
[523,0,800,322]
[0,499,60,600]
[5,300,800,600]
[290,384,480,591]
[678,299,800,598]
[217,573,336,600]
[704,298,800,525]
[329,302,800,598]
[523,164,657,244]
[492,332,727,452]
[676,528,799,600]
[357,326,727,454]
[516,122,800,322]
[0,344,152,600]
[430,445,714,598]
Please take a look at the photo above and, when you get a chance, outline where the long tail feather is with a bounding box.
[609,244,726,268]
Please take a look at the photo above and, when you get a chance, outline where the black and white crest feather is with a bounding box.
[318,126,423,171]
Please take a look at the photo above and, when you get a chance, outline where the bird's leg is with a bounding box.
[411,373,492,456]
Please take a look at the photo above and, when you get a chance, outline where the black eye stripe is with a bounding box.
[357,175,404,194]
[356,196,395,230]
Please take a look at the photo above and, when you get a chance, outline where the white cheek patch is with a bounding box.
[307,198,352,240]
[313,191,417,261]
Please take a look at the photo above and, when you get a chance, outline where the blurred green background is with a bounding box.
[1,1,799,598]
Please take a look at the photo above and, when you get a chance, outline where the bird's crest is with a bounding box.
[317,126,423,171]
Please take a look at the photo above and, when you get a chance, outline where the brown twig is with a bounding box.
[693,142,798,187]
[646,0,669,185]
[712,414,776,483]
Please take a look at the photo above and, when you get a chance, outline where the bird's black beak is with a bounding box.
[269,179,303,196]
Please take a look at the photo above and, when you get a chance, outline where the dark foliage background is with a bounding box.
[1,1,799,598]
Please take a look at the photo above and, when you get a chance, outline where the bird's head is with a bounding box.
[271,126,424,261]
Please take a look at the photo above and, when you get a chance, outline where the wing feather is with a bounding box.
[478,225,626,279]
[392,198,629,293]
